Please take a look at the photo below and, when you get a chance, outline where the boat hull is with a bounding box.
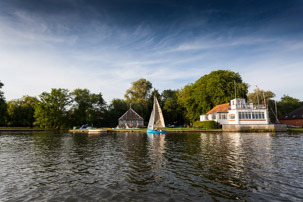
[88,129,108,133]
[147,129,166,134]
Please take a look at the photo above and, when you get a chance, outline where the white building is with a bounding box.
[200,98,269,125]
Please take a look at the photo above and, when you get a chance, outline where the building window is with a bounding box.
[220,114,227,119]
[239,112,265,120]
[212,114,216,120]
[229,114,235,119]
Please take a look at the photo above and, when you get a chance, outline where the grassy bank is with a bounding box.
[287,128,303,132]
[0,127,46,131]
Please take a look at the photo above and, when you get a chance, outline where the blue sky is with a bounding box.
[1,0,303,103]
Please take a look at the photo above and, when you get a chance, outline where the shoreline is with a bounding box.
[1,127,302,133]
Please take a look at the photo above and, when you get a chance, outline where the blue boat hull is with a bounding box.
[147,129,167,134]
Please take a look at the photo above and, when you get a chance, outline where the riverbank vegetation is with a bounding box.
[1,70,303,130]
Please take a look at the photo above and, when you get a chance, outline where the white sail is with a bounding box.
[147,109,154,130]
[147,96,165,130]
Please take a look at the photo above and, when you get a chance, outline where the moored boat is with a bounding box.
[88,128,108,133]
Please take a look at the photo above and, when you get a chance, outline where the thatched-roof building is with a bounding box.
[118,108,144,128]
[279,106,303,127]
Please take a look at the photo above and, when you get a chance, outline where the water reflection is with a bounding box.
[0,131,303,201]
[147,133,167,182]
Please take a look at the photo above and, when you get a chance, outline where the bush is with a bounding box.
[193,120,218,129]
[193,121,204,128]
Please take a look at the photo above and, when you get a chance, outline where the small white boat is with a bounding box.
[88,128,108,133]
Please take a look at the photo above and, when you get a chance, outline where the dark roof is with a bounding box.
[207,103,229,114]
[118,108,144,121]
[280,106,303,120]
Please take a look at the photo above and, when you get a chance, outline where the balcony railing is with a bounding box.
[229,104,267,110]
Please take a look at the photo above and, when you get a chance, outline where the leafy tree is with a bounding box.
[124,78,153,123]
[6,96,37,127]
[277,95,303,118]
[161,89,185,126]
[124,78,152,105]
[106,98,129,127]
[0,81,7,126]
[248,89,275,105]
[34,88,71,130]
[178,70,248,123]
[70,88,106,127]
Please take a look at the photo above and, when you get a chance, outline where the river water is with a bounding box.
[0,131,302,201]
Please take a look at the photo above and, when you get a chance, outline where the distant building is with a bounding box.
[118,108,144,128]
[200,98,270,125]
[279,106,303,127]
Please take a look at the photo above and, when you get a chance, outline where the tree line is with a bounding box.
[0,70,302,129]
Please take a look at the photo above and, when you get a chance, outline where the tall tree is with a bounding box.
[178,70,248,122]
[0,81,7,126]
[71,88,106,127]
[34,88,71,130]
[106,98,129,127]
[6,96,37,127]
[124,78,152,105]
[161,89,185,126]
[124,78,153,123]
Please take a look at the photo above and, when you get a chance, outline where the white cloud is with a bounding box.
[0,9,303,104]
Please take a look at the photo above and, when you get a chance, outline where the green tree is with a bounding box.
[277,95,303,118]
[161,89,185,126]
[248,89,275,105]
[0,81,7,126]
[106,98,129,127]
[178,70,248,123]
[71,88,106,127]
[124,78,153,105]
[124,78,153,123]
[34,88,71,130]
[6,96,37,127]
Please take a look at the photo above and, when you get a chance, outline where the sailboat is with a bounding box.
[147,96,166,134]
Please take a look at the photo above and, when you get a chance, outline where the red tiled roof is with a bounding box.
[207,103,229,114]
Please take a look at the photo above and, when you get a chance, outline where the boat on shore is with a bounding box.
[88,128,108,133]
[147,96,166,134]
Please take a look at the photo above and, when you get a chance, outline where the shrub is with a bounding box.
[193,121,204,128]
[193,120,218,129]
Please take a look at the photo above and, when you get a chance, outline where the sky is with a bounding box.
[1,0,303,103]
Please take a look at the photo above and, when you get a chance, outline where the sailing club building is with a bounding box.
[200,98,270,125]
[118,108,144,128]
[199,98,287,131]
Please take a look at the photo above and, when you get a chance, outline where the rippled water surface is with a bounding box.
[1,131,303,201]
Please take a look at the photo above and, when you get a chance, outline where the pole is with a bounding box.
[275,100,278,122]
[234,80,237,99]
[256,85,259,106]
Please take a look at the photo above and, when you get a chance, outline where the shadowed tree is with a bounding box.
[106,98,129,127]
[34,88,72,130]
[0,81,7,126]
[161,89,185,126]
[277,95,303,118]
[71,88,106,127]
[6,96,37,127]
